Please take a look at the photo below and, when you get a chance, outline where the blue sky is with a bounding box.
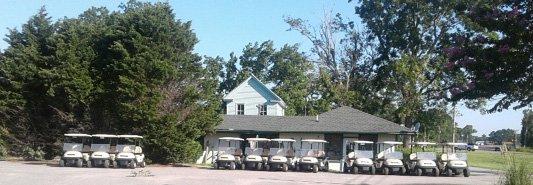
[0,0,526,136]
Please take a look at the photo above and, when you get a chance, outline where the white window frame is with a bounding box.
[237,104,245,115]
[258,104,267,115]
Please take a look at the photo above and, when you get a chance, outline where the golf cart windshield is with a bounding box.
[63,137,86,151]
[416,152,436,160]
[117,138,136,153]
[218,140,241,155]
[447,152,467,161]
[269,141,293,156]
[91,137,111,152]
[245,141,268,155]
[355,150,373,158]
[385,151,403,159]
[299,142,325,157]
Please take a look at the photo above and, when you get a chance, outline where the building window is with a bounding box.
[258,104,267,115]
[237,104,245,115]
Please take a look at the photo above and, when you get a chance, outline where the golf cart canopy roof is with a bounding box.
[352,140,374,144]
[117,135,143,138]
[301,139,328,143]
[377,141,402,145]
[218,137,244,141]
[246,138,270,141]
[441,142,467,146]
[91,134,118,138]
[271,138,296,142]
[409,142,436,146]
[64,133,91,137]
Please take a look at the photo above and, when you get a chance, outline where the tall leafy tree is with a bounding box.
[489,129,516,144]
[238,41,275,82]
[446,0,532,112]
[219,53,238,94]
[268,44,313,115]
[520,110,533,147]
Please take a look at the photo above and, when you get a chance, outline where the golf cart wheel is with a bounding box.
[415,168,423,176]
[59,159,65,167]
[141,161,146,168]
[433,168,440,177]
[87,160,92,168]
[352,166,358,174]
[463,168,470,177]
[343,163,349,173]
[383,167,389,175]
[265,164,270,171]
[112,161,118,168]
[295,164,300,171]
[130,160,137,169]
[256,163,262,171]
[400,167,406,175]
[446,168,453,177]
[370,166,376,175]
[282,163,288,172]
[229,162,236,170]
[76,159,83,167]
[213,162,218,169]
[104,160,110,168]
[312,165,318,173]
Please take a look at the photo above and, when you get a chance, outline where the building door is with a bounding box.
[324,133,343,160]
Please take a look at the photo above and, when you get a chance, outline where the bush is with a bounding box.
[499,154,532,185]
[0,139,7,160]
[515,147,533,153]
[22,146,45,161]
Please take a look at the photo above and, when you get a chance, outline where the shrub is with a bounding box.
[515,147,533,153]
[22,146,45,161]
[0,139,7,160]
[499,154,532,185]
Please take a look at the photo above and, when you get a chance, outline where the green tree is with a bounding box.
[219,53,238,94]
[520,110,533,147]
[268,44,313,116]
[446,1,532,112]
[459,125,477,143]
[237,41,275,82]
[417,108,454,142]
[489,129,516,145]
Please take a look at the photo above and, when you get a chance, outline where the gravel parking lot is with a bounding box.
[0,161,500,185]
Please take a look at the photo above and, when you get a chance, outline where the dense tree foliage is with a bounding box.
[0,2,220,163]
[489,129,517,144]
[520,110,533,147]
[447,0,532,112]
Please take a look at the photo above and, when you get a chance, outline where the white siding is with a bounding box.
[225,78,284,116]
[196,132,241,164]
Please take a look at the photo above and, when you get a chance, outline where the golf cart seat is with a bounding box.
[286,150,295,157]
[377,151,385,159]
[441,153,448,161]
[134,146,143,154]
[261,148,270,156]
[109,145,117,154]
[347,152,356,159]
[234,148,243,156]
[409,153,417,160]
[82,145,91,153]
[317,151,326,157]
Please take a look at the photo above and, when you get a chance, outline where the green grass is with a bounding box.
[468,150,533,172]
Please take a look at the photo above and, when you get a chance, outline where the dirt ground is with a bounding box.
[0,161,501,185]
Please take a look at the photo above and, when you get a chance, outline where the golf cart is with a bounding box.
[404,142,439,176]
[59,134,92,167]
[243,138,270,170]
[295,139,328,173]
[437,143,470,177]
[265,138,296,172]
[343,140,376,175]
[115,135,146,169]
[375,141,406,175]
[214,137,244,170]
[88,134,118,168]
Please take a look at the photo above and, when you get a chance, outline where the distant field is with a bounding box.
[468,150,533,171]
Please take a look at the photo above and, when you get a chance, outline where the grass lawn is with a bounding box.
[468,150,533,171]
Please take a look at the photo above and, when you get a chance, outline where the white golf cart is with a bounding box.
[343,140,376,175]
[59,134,92,167]
[115,135,146,169]
[243,138,270,170]
[295,139,328,173]
[88,134,117,168]
[265,138,296,172]
[438,143,470,177]
[404,142,439,176]
[214,137,244,170]
[375,141,405,175]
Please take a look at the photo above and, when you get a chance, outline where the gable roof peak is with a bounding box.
[223,74,286,108]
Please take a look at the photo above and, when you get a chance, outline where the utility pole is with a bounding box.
[452,105,456,143]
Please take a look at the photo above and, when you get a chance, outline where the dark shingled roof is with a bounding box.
[217,106,409,134]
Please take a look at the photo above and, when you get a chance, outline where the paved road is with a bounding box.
[0,161,501,185]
